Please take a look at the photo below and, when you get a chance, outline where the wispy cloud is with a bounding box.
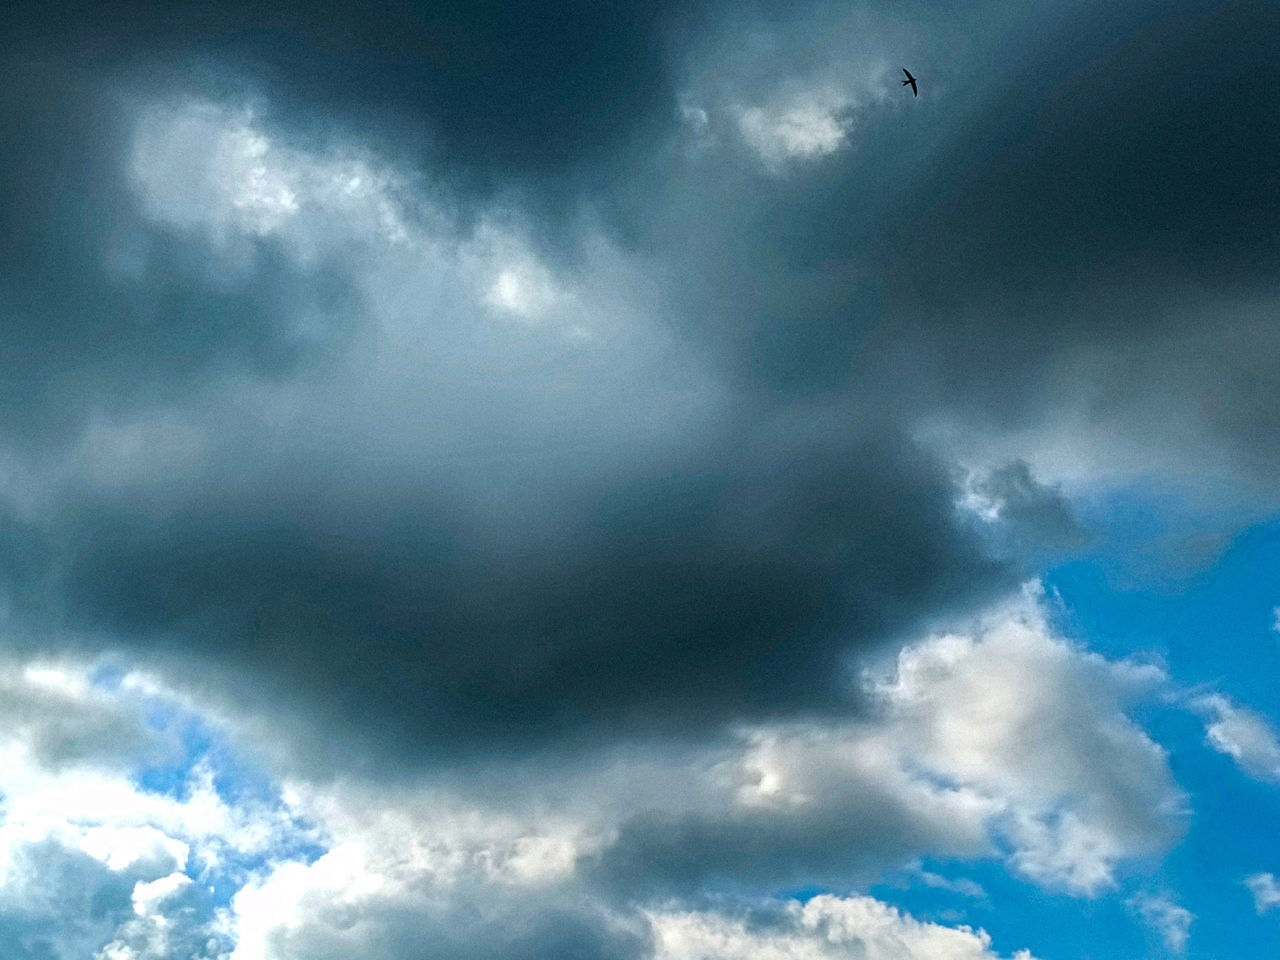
[1128,892,1193,954]
[1195,694,1280,783]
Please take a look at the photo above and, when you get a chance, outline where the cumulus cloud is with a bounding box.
[526,587,1179,899]
[649,895,1035,960]
[0,657,316,960]
[862,588,1181,894]
[0,584,1189,958]
[2,1,1279,955]
[1195,695,1280,783]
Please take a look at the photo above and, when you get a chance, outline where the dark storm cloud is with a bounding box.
[588,0,1280,441]
[774,0,1280,433]
[0,0,1275,773]
[45,411,1004,760]
[15,0,1271,423]
[0,0,690,446]
[3,0,674,194]
[0,61,357,443]
[587,795,949,899]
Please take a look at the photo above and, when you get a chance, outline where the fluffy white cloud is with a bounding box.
[1127,892,1193,953]
[1245,872,1280,914]
[731,587,1182,895]
[1195,694,1280,783]
[0,658,316,960]
[649,894,1035,960]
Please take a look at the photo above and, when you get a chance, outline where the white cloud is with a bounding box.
[650,894,1036,960]
[1195,694,1280,782]
[203,767,628,960]
[735,87,855,167]
[672,11,909,175]
[855,588,1181,895]
[1245,872,1280,913]
[0,656,315,960]
[131,871,194,916]
[79,825,189,874]
[1128,892,1193,953]
[128,101,596,343]
[915,867,987,899]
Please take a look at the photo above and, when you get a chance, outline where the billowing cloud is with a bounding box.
[1,1,1279,955]
[867,590,1181,894]
[0,0,1274,769]
[0,100,1030,758]
[0,659,317,960]
[648,895,1036,960]
[0,585,1188,958]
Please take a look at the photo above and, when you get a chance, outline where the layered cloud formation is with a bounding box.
[0,591,1203,958]
[1,0,1280,956]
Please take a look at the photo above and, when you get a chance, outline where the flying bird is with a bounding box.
[902,68,917,96]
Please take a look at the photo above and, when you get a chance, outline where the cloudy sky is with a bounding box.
[0,0,1278,956]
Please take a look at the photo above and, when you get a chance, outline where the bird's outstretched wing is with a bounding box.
[903,68,915,82]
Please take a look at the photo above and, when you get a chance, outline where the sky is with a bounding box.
[0,0,1278,957]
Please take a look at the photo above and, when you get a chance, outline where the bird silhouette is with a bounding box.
[902,68,917,97]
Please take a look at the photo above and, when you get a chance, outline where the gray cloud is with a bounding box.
[0,592,1185,960]
[0,0,1274,779]
[5,3,1275,957]
[0,82,1020,760]
[43,406,1006,760]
